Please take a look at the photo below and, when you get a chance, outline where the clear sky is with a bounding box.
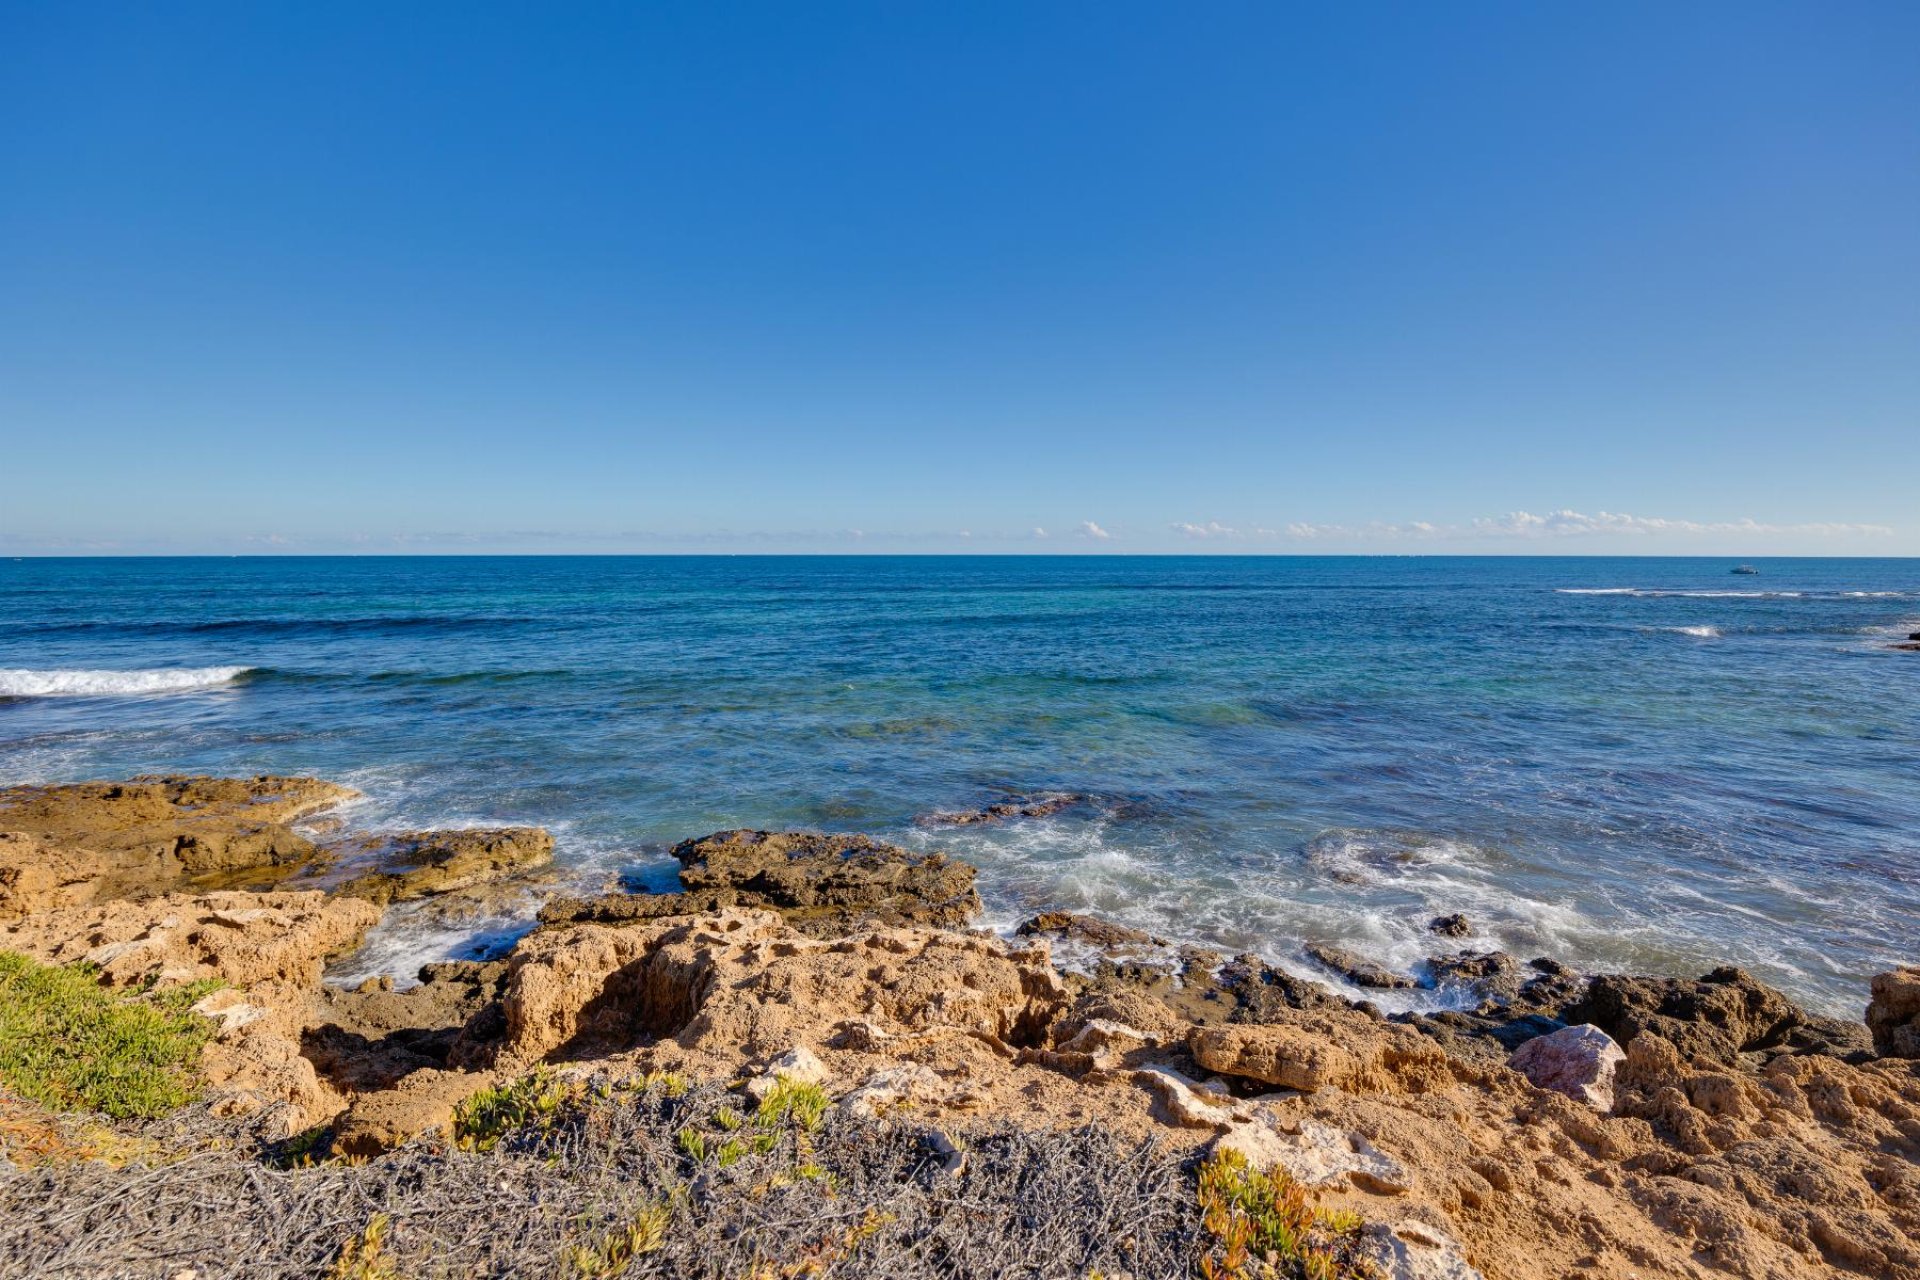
[2,3,1915,554]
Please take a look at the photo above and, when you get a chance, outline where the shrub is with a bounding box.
[1196,1149,1376,1280]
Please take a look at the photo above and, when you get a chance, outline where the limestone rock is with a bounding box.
[1568,966,1867,1065]
[538,829,980,934]
[1867,967,1920,1058]
[1359,1221,1485,1280]
[1190,1012,1456,1095]
[0,776,356,915]
[326,827,554,905]
[1507,1023,1624,1110]
[1215,1115,1412,1197]
[331,1068,495,1158]
[744,1046,829,1101]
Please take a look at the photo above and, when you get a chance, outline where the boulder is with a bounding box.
[1215,1116,1412,1197]
[1867,967,1920,1058]
[1428,914,1474,938]
[1507,1023,1624,1109]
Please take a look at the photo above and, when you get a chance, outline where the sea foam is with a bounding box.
[0,666,253,697]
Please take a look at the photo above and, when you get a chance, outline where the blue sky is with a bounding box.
[2,2,1915,554]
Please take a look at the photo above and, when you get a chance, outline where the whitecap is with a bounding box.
[0,666,254,697]
[1670,625,1720,638]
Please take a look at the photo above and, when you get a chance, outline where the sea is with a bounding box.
[2,555,1916,1017]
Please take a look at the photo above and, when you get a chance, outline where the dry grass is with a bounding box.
[0,1076,1205,1279]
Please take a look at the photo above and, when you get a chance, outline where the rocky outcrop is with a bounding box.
[324,827,555,905]
[0,776,357,915]
[538,829,980,934]
[1567,965,1870,1065]
[1428,913,1473,938]
[1868,967,1920,1057]
[1191,1013,1460,1095]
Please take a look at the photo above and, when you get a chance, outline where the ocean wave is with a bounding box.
[1669,625,1720,638]
[1556,588,1804,599]
[0,666,255,697]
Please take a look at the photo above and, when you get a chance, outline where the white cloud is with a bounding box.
[1172,521,1237,539]
[1274,510,1893,542]
[1031,527,1049,539]
[1078,520,1112,540]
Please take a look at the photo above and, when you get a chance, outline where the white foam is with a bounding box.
[1670,625,1720,638]
[1556,587,1640,595]
[0,666,253,697]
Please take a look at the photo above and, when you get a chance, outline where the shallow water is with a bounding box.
[2,555,1916,1015]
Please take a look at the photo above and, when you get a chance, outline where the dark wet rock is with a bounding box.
[538,829,980,935]
[1909,631,1920,640]
[306,959,511,1094]
[1867,967,1920,1058]
[1892,641,1920,652]
[0,775,356,915]
[1566,966,1869,1066]
[1213,953,1350,1020]
[1428,913,1474,938]
[1017,911,1163,948]
[917,794,1087,827]
[325,828,556,906]
[1304,941,1418,990]
[1425,950,1525,1005]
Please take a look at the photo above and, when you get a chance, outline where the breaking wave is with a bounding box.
[0,666,254,697]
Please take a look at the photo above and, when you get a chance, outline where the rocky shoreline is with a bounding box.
[1,776,1918,1279]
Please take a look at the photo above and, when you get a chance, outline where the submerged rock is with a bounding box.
[916,794,1086,826]
[1305,941,1418,990]
[539,829,980,934]
[1016,911,1161,947]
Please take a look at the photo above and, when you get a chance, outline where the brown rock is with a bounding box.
[330,1067,496,1158]
[324,827,555,905]
[916,794,1086,826]
[1016,911,1160,947]
[1429,913,1474,938]
[0,775,356,915]
[539,829,980,935]
[1867,967,1920,1058]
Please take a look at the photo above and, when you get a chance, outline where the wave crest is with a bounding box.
[0,666,254,697]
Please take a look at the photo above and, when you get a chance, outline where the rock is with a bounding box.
[744,1046,829,1102]
[1567,966,1868,1066]
[1428,914,1473,938]
[1909,631,1920,641]
[916,794,1085,827]
[0,776,356,915]
[1190,1013,1456,1095]
[1358,1221,1485,1279]
[330,1068,495,1158]
[1867,967,1920,1058]
[325,827,554,905]
[1425,950,1523,1004]
[838,1064,947,1119]
[538,829,980,934]
[1016,912,1160,948]
[1507,1023,1624,1109]
[1215,1116,1412,1197]
[1305,941,1418,990]
[488,910,1065,1070]
[1133,1066,1243,1130]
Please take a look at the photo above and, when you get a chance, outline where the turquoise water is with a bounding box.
[2,555,1916,1015]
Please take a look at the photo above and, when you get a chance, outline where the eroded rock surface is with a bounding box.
[1868,966,1920,1058]
[0,776,357,915]
[323,827,555,905]
[538,829,980,934]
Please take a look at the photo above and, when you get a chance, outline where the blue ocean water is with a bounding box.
[2,555,1916,1015]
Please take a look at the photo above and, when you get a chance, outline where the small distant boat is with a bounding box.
[1730,564,1759,575]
